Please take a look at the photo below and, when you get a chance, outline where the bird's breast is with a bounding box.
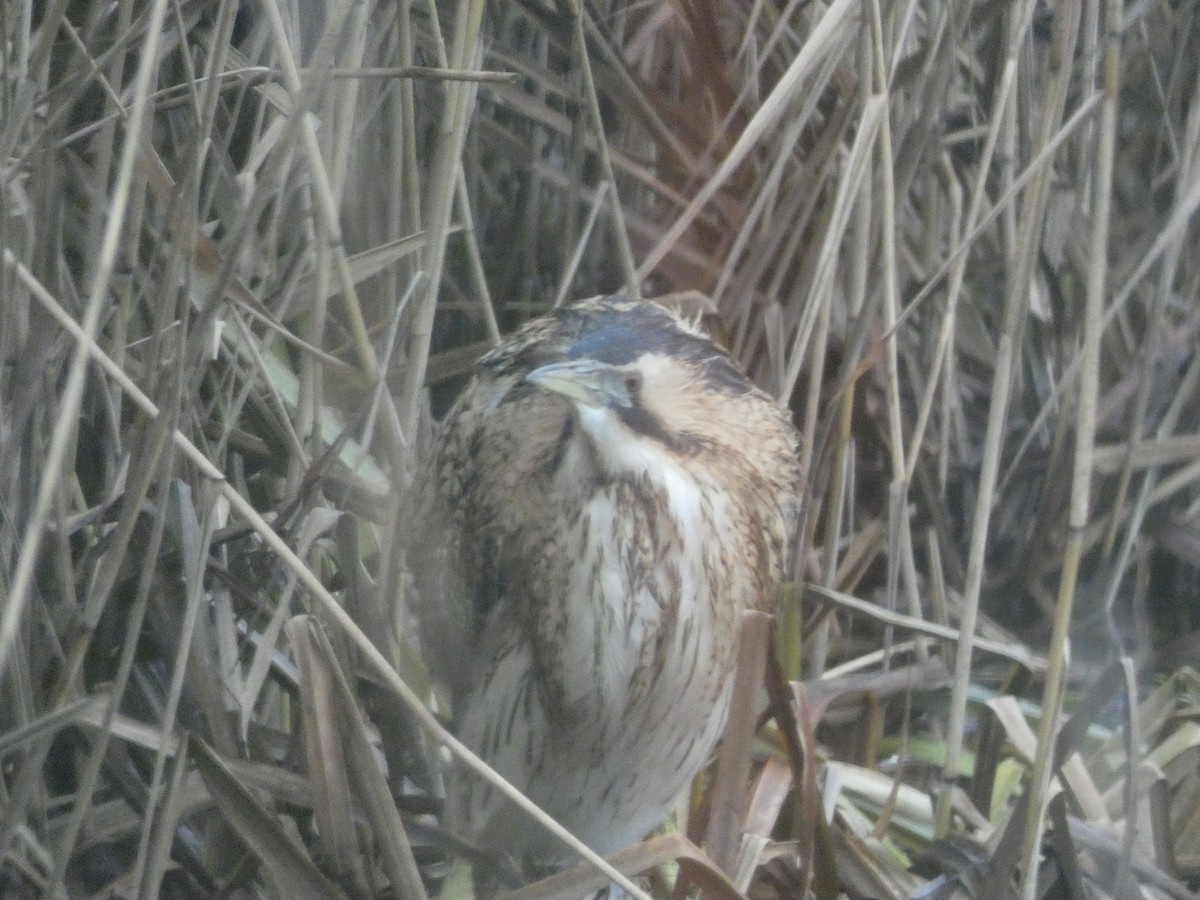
[527,455,746,748]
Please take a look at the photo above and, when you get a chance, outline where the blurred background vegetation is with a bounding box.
[2,0,1200,897]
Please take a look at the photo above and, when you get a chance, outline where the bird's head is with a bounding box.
[523,350,714,466]
[489,296,798,483]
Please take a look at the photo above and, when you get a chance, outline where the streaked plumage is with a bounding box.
[410,294,800,868]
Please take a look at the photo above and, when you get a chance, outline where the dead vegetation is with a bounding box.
[2,0,1200,897]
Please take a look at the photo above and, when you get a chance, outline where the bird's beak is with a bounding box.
[525,360,634,409]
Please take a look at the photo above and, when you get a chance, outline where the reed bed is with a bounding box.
[2,1,1199,897]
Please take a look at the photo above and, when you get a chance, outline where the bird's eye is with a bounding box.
[623,372,643,396]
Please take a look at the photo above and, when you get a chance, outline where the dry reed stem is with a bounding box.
[1017,0,1118,893]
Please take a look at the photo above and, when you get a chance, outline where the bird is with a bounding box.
[406,293,801,875]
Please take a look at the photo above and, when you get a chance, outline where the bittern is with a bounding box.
[408,294,801,870]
